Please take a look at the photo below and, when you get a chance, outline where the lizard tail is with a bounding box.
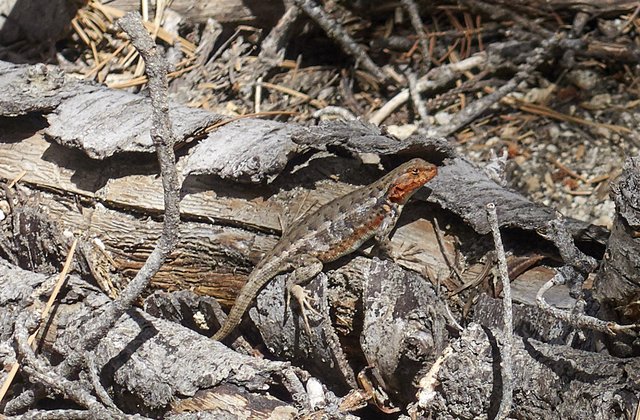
[212,308,240,341]
[212,322,231,341]
[212,290,254,341]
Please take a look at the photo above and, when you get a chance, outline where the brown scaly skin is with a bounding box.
[213,158,438,341]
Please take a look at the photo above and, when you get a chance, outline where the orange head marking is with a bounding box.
[386,158,437,204]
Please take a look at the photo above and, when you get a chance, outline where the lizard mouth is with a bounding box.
[387,166,437,204]
[388,182,421,203]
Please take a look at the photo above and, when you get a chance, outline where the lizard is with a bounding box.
[213,158,438,341]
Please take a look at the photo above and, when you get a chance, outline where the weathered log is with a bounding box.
[595,157,640,356]
[418,323,639,419]
[106,0,294,26]
[0,258,306,417]
[1,57,636,418]
[1,249,637,418]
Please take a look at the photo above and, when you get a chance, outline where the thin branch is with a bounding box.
[279,367,311,410]
[401,0,431,69]
[0,239,78,404]
[407,71,430,124]
[536,266,639,335]
[59,11,181,377]
[537,217,597,278]
[449,252,494,296]
[485,203,513,420]
[459,0,553,39]
[369,53,486,125]
[13,313,123,418]
[293,0,388,82]
[431,34,561,137]
[2,388,38,415]
[87,353,118,410]
[259,5,302,64]
[432,217,464,285]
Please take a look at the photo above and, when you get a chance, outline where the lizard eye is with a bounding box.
[411,168,420,175]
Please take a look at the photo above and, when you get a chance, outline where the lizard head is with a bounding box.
[386,158,437,204]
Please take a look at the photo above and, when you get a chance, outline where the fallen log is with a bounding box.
[0,58,637,418]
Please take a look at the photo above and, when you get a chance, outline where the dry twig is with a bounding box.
[407,71,430,124]
[0,239,78,405]
[537,266,639,335]
[401,0,432,68]
[293,0,388,82]
[486,203,513,420]
[13,313,128,418]
[433,35,560,137]
[58,11,181,378]
[460,0,553,38]
[536,218,637,335]
[369,53,486,125]
[259,6,302,64]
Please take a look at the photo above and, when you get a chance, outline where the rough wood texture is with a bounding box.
[0,62,65,115]
[91,310,292,415]
[0,60,615,253]
[293,120,608,244]
[105,0,293,25]
[474,293,579,346]
[0,60,601,325]
[0,62,222,158]
[0,258,301,417]
[421,323,639,419]
[594,157,640,356]
[5,249,634,419]
[1,58,635,417]
[359,259,449,403]
[596,157,640,306]
[184,119,298,183]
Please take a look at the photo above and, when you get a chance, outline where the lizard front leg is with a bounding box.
[373,204,422,263]
[373,202,402,260]
[284,254,323,335]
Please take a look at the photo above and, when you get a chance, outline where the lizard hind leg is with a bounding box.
[284,255,323,335]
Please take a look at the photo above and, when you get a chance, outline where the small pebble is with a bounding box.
[588,93,611,109]
[567,69,598,90]
[525,176,540,193]
[307,377,325,409]
[434,111,452,125]
[386,124,417,139]
[0,200,9,215]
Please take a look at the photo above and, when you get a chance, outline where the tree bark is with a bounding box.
[595,157,640,356]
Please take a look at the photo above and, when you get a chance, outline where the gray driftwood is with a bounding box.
[107,0,294,26]
[0,59,638,417]
[0,258,306,417]
[420,323,639,420]
[595,157,640,356]
[0,62,222,158]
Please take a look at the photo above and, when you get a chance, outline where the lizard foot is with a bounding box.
[393,242,423,264]
[289,284,320,335]
[375,239,423,264]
